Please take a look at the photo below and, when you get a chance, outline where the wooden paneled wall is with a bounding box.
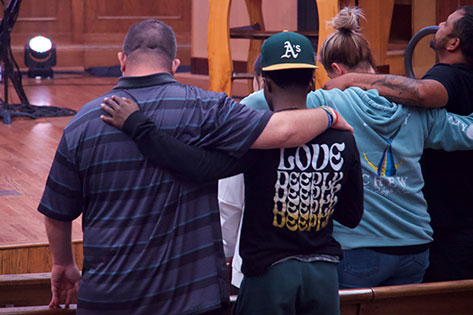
[4,0,191,69]
[436,0,473,24]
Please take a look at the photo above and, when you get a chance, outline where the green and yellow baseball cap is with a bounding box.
[261,31,317,71]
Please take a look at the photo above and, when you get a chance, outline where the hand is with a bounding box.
[49,263,81,308]
[100,95,140,129]
[332,112,354,134]
[323,75,350,90]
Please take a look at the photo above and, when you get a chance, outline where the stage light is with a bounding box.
[24,36,56,78]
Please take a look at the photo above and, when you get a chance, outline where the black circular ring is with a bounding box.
[404,26,438,78]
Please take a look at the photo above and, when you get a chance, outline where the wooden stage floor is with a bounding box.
[0,71,250,249]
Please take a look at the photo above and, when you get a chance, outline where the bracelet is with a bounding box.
[320,106,334,128]
[331,108,339,126]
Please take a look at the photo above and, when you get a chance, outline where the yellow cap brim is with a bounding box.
[262,63,318,71]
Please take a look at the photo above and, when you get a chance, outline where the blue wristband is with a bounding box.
[321,106,333,128]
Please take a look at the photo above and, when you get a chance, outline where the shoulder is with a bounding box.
[422,63,470,79]
[309,87,385,111]
[311,129,357,149]
[307,88,348,109]
[169,83,229,104]
[322,128,356,140]
[309,87,367,102]
[66,92,113,131]
[240,90,269,110]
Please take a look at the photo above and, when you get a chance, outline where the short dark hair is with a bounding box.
[451,6,473,65]
[262,68,314,89]
[123,19,177,69]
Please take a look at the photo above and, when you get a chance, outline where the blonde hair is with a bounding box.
[319,7,375,72]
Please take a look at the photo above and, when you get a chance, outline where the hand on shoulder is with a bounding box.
[100,95,140,129]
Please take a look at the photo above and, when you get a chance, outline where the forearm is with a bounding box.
[251,108,329,149]
[123,111,246,181]
[45,217,75,266]
[335,73,447,108]
[426,110,473,150]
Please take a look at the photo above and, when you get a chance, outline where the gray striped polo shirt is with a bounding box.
[38,72,272,314]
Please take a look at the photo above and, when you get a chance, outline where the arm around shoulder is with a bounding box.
[122,111,248,182]
[414,79,448,108]
[324,73,448,108]
[251,108,353,149]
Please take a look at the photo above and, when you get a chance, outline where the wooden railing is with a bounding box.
[0,273,75,314]
[0,305,76,314]
[339,280,473,315]
[2,273,473,314]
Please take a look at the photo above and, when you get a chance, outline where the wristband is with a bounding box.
[320,106,334,128]
[331,108,339,126]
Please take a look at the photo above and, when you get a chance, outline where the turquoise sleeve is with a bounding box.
[425,109,473,151]
[306,90,326,109]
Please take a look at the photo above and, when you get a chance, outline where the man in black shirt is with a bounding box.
[101,32,363,315]
[324,6,473,282]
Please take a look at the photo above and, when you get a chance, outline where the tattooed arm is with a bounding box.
[323,73,448,108]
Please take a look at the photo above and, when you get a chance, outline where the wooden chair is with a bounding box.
[207,0,395,95]
[208,0,329,95]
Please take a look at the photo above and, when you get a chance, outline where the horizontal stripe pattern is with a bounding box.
[38,73,271,314]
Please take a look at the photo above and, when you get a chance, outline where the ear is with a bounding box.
[446,37,461,52]
[118,52,126,73]
[330,62,346,76]
[263,77,272,93]
[308,75,316,92]
[170,58,181,75]
[252,75,263,92]
[263,78,274,110]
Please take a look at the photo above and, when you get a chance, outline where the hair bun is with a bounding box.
[332,7,363,33]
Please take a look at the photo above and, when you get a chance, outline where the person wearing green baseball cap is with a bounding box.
[99,30,364,314]
[230,31,363,315]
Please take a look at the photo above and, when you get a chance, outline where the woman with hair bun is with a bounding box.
[241,6,473,288]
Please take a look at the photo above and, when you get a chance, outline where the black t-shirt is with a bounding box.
[121,113,364,276]
[421,63,473,229]
[240,129,364,276]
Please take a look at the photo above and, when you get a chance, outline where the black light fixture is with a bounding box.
[24,35,56,78]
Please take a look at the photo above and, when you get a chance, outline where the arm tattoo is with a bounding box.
[370,75,423,107]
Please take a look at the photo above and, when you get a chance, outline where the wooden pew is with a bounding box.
[0,273,57,307]
[2,272,473,314]
[0,273,76,314]
[339,280,473,315]
[0,305,76,314]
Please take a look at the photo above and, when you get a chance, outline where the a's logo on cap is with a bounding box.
[281,41,301,59]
